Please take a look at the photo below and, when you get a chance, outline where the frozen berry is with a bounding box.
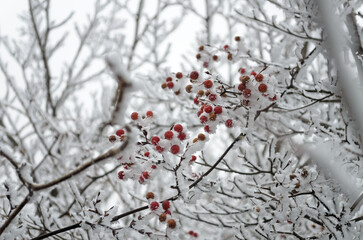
[176,72,183,79]
[238,83,246,92]
[258,83,267,93]
[159,213,167,222]
[251,71,257,76]
[174,124,183,132]
[131,112,138,120]
[204,80,213,89]
[171,145,180,154]
[194,97,199,105]
[164,131,174,140]
[199,45,204,51]
[167,219,176,228]
[208,94,217,101]
[204,105,212,113]
[209,113,216,121]
[146,192,155,199]
[190,71,199,80]
[156,145,164,153]
[239,67,246,74]
[161,83,167,89]
[255,74,264,82]
[214,106,223,114]
[118,171,124,180]
[196,53,201,59]
[162,201,170,210]
[204,125,210,132]
[177,132,186,141]
[186,84,193,93]
[191,155,197,161]
[223,44,229,50]
[235,36,241,41]
[144,152,150,157]
[212,55,218,61]
[116,129,125,136]
[200,116,208,124]
[243,89,251,98]
[142,171,149,179]
[240,75,250,84]
[198,133,206,141]
[225,119,233,128]
[109,135,117,142]
[166,77,172,82]
[151,165,157,169]
[146,111,154,118]
[151,136,160,145]
[227,53,233,60]
[167,81,174,89]
[150,201,159,210]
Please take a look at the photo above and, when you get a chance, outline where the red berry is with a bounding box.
[162,200,170,210]
[204,125,210,133]
[239,68,246,74]
[200,116,208,124]
[214,106,223,114]
[177,132,186,141]
[251,71,257,76]
[151,165,157,169]
[194,97,199,105]
[144,152,150,157]
[208,94,217,101]
[146,111,154,118]
[116,129,125,136]
[225,119,233,128]
[258,83,268,93]
[156,145,164,153]
[191,155,197,161]
[255,74,264,82]
[203,62,209,68]
[203,80,213,89]
[174,124,183,132]
[189,230,194,235]
[167,81,174,89]
[131,112,138,120]
[204,105,213,113]
[142,171,149,179]
[238,83,246,92]
[165,210,171,215]
[243,89,251,98]
[151,136,160,145]
[243,99,250,106]
[118,171,124,180]
[166,77,172,82]
[164,131,174,140]
[171,145,180,154]
[269,94,277,101]
[150,201,159,210]
[176,72,183,79]
[197,109,203,117]
[193,233,198,237]
[190,71,199,80]
[139,176,144,183]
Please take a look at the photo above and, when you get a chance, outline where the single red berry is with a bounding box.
[150,201,159,210]
[165,210,172,215]
[167,81,174,89]
[225,119,233,128]
[151,136,160,145]
[203,80,213,88]
[194,97,199,105]
[223,44,229,50]
[238,83,246,92]
[258,83,267,93]
[197,110,203,117]
[162,201,170,210]
[189,230,194,235]
[190,71,199,80]
[171,145,180,154]
[204,125,210,133]
[193,232,198,237]
[214,106,223,114]
[174,124,183,132]
[255,74,264,82]
[142,171,149,179]
[131,112,138,120]
[146,192,155,199]
[200,115,208,124]
[203,62,209,68]
[176,72,183,79]
[116,129,125,136]
[191,155,197,161]
[164,131,174,140]
[146,111,154,118]
[204,105,213,113]
[251,71,257,76]
[177,132,186,141]
[156,145,164,153]
[239,68,246,74]
[151,164,157,169]
[124,166,129,170]
[118,171,124,180]
[243,99,250,106]
[166,77,172,82]
[144,152,150,157]
[208,94,217,101]
[243,89,251,98]
[212,55,218,61]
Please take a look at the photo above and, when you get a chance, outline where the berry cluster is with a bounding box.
[188,230,198,238]
[146,192,176,229]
